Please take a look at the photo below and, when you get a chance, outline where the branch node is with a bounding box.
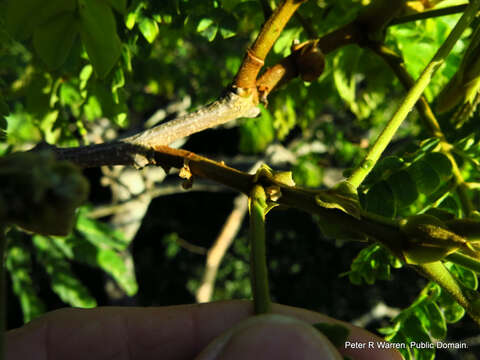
[179,159,194,189]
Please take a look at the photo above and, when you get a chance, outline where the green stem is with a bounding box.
[446,252,480,273]
[371,43,476,216]
[444,151,475,216]
[419,261,480,325]
[389,5,467,26]
[370,43,445,138]
[347,0,480,189]
[248,185,271,314]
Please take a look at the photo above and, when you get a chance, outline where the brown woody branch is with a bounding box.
[35,0,409,167]
[256,0,405,96]
[234,0,307,89]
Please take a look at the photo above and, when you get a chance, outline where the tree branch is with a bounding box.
[389,4,468,26]
[34,89,260,168]
[235,0,307,89]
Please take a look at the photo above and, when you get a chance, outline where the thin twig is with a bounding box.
[196,194,249,302]
[389,4,468,26]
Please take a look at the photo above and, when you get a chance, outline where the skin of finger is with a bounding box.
[6,300,403,360]
[195,314,343,360]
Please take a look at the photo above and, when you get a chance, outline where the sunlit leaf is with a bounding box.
[33,235,97,308]
[423,302,447,340]
[138,17,159,43]
[6,237,45,323]
[76,213,130,251]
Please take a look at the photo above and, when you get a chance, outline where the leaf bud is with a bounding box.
[292,40,325,82]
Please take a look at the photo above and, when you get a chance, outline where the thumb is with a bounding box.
[195,314,343,360]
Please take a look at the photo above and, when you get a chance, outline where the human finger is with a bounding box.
[6,300,402,360]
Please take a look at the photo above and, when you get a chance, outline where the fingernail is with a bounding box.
[196,314,342,360]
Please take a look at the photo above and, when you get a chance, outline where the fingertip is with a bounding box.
[196,314,343,360]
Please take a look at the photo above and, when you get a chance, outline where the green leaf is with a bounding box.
[367,156,404,182]
[76,213,130,251]
[343,245,397,285]
[5,0,76,40]
[418,138,441,153]
[455,134,476,152]
[272,95,296,140]
[293,156,323,187]
[83,94,102,121]
[56,232,138,296]
[125,12,138,30]
[79,0,122,78]
[363,180,396,217]
[438,195,461,218]
[33,235,97,308]
[333,46,359,111]
[6,238,45,323]
[82,80,128,122]
[97,248,138,295]
[436,291,465,323]
[197,18,214,32]
[79,64,94,90]
[408,160,441,196]
[424,152,452,182]
[33,12,79,70]
[423,302,447,340]
[163,233,181,258]
[125,1,145,29]
[401,316,435,360]
[384,332,413,360]
[388,170,418,208]
[138,17,159,43]
[199,22,218,42]
[447,263,478,290]
[60,82,83,108]
[219,13,237,39]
